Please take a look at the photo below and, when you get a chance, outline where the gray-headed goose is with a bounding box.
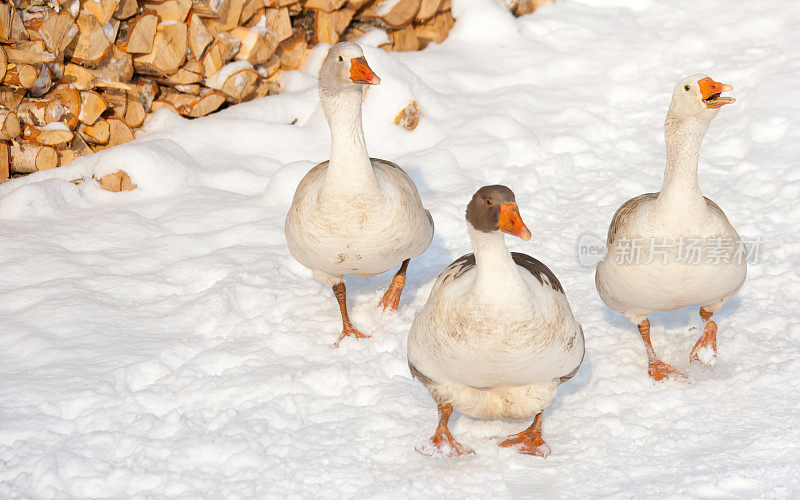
[285,42,433,346]
[595,74,746,381]
[408,186,584,457]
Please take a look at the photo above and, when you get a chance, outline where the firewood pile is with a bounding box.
[0,0,552,185]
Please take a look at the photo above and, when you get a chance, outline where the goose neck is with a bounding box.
[319,87,377,194]
[656,113,710,213]
[467,225,530,305]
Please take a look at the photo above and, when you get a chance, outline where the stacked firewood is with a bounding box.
[0,0,553,184]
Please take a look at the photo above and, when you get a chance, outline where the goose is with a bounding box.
[595,74,746,381]
[285,42,433,346]
[407,186,584,457]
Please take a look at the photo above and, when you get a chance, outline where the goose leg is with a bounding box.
[332,282,369,347]
[379,259,410,311]
[498,412,550,457]
[416,403,474,457]
[637,318,686,381]
[690,308,718,366]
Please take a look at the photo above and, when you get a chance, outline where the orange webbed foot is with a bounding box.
[498,431,551,458]
[332,326,370,348]
[416,426,474,457]
[690,321,718,366]
[378,285,403,311]
[648,359,688,382]
[378,275,406,311]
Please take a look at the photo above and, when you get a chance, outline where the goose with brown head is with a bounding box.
[408,185,584,458]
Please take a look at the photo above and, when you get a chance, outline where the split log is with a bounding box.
[209,65,258,101]
[0,3,13,43]
[108,116,135,145]
[230,26,278,65]
[45,85,81,129]
[159,60,203,85]
[124,90,146,127]
[159,87,226,117]
[22,123,74,146]
[0,47,6,83]
[3,46,56,64]
[206,0,247,32]
[389,25,419,52]
[114,0,139,20]
[118,13,158,54]
[0,141,9,181]
[362,0,421,28]
[510,0,553,17]
[216,31,242,62]
[30,63,54,97]
[263,7,292,43]
[0,108,21,140]
[133,22,188,76]
[17,99,65,127]
[276,32,307,70]
[78,118,111,144]
[79,90,108,125]
[35,10,79,58]
[10,142,58,173]
[185,90,226,117]
[191,0,224,18]
[257,55,280,78]
[414,10,454,45]
[239,0,261,25]
[303,0,347,12]
[71,134,94,156]
[57,147,77,166]
[101,88,127,117]
[84,0,122,25]
[3,64,38,89]
[0,87,26,110]
[394,100,420,131]
[67,10,112,67]
[136,79,159,111]
[415,0,442,22]
[314,9,354,45]
[187,12,214,59]
[147,0,193,23]
[97,170,136,191]
[150,99,181,114]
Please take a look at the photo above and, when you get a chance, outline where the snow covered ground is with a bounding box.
[2,0,799,497]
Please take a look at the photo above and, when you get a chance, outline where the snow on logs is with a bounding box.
[0,0,550,183]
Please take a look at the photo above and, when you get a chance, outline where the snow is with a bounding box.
[2,0,800,497]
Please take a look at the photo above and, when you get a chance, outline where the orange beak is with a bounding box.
[350,57,380,85]
[698,77,735,108]
[497,202,531,241]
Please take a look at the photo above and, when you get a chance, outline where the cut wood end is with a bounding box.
[393,100,421,131]
[97,170,137,192]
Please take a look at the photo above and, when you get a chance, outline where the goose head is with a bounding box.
[318,42,381,94]
[466,185,531,241]
[667,74,735,121]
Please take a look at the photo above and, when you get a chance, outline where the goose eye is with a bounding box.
[338,56,343,62]
[684,85,690,91]
[485,199,492,206]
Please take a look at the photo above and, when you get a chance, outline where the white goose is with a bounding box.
[595,74,746,381]
[285,42,433,346]
[408,186,584,457]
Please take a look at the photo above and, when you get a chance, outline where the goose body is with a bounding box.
[595,74,746,378]
[284,42,433,344]
[596,192,745,322]
[409,186,584,456]
[286,157,432,283]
